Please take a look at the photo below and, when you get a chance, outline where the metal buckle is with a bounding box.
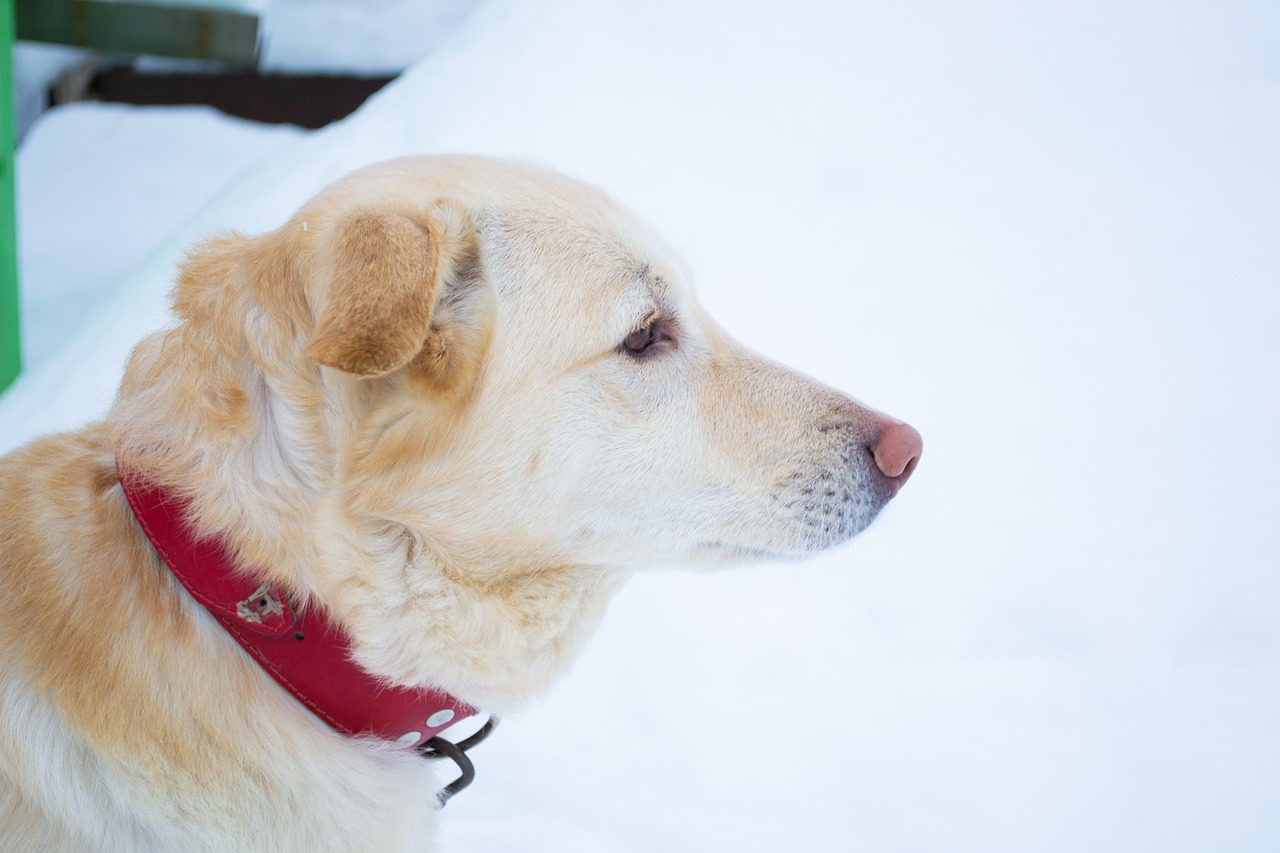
[416,715,499,806]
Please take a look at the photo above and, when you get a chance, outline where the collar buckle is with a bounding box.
[417,715,500,806]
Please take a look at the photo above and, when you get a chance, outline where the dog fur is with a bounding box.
[0,156,918,851]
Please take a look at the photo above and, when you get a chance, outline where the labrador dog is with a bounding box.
[0,156,920,851]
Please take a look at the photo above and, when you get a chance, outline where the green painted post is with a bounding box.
[0,0,19,393]
[16,0,260,66]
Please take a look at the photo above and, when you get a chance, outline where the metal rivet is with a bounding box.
[394,731,422,747]
[426,709,455,728]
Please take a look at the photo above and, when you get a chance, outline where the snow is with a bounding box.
[4,0,1279,850]
[259,0,486,73]
[17,103,304,368]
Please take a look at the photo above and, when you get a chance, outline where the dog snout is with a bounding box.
[867,417,922,495]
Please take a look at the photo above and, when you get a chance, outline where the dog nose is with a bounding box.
[871,420,922,491]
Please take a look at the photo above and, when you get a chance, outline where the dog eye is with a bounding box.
[622,325,655,355]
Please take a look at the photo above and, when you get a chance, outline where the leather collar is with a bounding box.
[117,464,476,750]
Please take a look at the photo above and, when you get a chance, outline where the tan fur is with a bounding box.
[0,156,914,851]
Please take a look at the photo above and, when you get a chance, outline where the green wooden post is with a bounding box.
[0,0,19,393]
[16,0,260,66]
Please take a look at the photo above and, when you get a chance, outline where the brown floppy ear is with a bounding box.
[307,203,469,377]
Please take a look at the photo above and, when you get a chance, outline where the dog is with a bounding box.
[0,156,921,851]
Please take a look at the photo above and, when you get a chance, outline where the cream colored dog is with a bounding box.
[0,156,921,851]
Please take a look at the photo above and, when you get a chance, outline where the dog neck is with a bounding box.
[116,463,478,751]
[106,267,623,715]
[307,503,629,713]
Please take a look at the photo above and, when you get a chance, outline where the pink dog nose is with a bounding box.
[871,420,922,489]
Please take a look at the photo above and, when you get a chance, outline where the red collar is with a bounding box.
[117,465,476,751]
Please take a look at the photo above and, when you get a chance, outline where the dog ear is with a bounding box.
[306,202,475,378]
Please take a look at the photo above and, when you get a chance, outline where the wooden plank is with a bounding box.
[0,0,20,392]
[87,67,395,129]
[16,0,259,66]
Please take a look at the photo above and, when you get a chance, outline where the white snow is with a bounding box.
[259,0,486,73]
[3,1,1278,851]
[17,103,304,368]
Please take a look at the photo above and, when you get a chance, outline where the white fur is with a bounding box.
[0,156,914,850]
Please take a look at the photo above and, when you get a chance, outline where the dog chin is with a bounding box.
[697,542,800,562]
[700,502,891,562]
[696,533,854,563]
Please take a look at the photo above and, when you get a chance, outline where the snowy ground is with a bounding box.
[4,1,1279,851]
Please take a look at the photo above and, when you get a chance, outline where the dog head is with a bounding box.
[303,159,919,558]
[112,156,921,706]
